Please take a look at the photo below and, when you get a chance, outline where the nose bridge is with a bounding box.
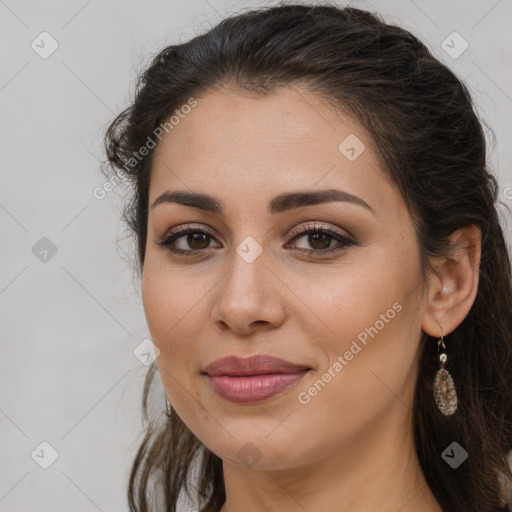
[212,239,285,332]
[221,241,270,306]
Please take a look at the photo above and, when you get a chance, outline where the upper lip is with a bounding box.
[203,355,311,376]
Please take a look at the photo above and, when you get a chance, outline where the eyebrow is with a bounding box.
[151,188,375,215]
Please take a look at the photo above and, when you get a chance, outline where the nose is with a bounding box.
[211,248,287,336]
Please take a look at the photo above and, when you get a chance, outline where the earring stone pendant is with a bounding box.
[433,368,458,415]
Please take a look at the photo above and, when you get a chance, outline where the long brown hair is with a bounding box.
[102,4,512,511]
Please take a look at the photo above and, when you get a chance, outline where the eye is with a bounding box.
[155,224,220,257]
[285,223,355,255]
[155,222,355,257]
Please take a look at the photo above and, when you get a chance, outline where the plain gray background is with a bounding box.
[1,0,511,511]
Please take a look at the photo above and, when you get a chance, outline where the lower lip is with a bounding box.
[207,371,310,404]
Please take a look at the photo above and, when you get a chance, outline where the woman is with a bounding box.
[103,3,512,511]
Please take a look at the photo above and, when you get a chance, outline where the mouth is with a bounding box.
[203,354,311,404]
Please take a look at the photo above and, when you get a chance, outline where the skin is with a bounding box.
[142,86,481,512]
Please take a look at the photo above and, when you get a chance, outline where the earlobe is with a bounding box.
[421,224,482,337]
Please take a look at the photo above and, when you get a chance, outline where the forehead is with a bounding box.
[153,86,369,162]
[149,86,396,215]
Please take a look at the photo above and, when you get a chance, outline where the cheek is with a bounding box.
[299,251,421,405]
[141,269,207,418]
[142,268,173,346]
[141,263,204,363]
[303,258,405,340]
[143,245,200,325]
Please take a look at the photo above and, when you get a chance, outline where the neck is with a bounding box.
[219,404,442,512]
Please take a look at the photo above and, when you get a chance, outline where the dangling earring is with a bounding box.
[165,396,172,416]
[433,331,458,415]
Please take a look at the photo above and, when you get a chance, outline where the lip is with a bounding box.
[203,355,311,404]
[203,355,311,376]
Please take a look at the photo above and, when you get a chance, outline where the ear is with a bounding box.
[421,224,482,337]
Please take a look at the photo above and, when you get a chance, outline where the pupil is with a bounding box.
[188,233,209,249]
[309,233,330,250]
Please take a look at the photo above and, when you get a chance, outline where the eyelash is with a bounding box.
[155,222,356,258]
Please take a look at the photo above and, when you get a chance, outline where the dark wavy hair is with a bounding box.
[102,3,512,511]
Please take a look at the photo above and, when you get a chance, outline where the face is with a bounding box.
[142,86,427,471]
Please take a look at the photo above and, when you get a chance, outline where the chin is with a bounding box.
[204,431,308,471]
